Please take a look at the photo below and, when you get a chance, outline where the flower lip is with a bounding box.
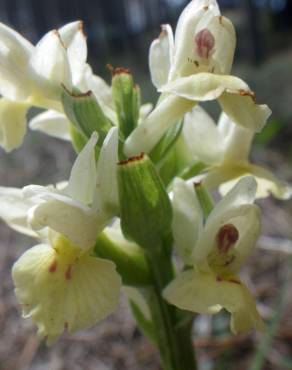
[216,223,239,254]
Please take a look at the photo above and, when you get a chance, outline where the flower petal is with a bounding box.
[84,68,117,124]
[29,110,71,141]
[192,177,258,267]
[84,68,113,108]
[160,73,270,132]
[149,24,174,88]
[219,165,292,200]
[0,186,37,237]
[124,94,195,156]
[67,132,98,205]
[200,15,236,75]
[28,193,106,249]
[0,22,33,100]
[230,205,261,271]
[30,30,71,100]
[0,98,29,151]
[59,21,87,86]
[93,127,119,215]
[164,269,264,334]
[139,103,153,121]
[209,176,257,223]
[12,242,121,344]
[220,119,253,165]
[170,0,219,79]
[172,178,203,264]
[219,92,271,133]
[183,105,223,164]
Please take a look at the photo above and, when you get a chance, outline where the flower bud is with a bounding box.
[117,154,172,249]
[111,67,140,139]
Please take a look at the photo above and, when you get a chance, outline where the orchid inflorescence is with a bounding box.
[0,0,290,368]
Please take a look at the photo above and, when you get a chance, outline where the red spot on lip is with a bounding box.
[195,29,215,59]
[65,265,73,280]
[49,260,58,273]
[216,224,239,254]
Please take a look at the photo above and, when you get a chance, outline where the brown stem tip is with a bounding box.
[107,64,131,76]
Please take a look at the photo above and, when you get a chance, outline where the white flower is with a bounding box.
[164,176,264,334]
[24,128,119,249]
[0,21,86,151]
[183,106,292,199]
[124,0,271,156]
[0,129,121,343]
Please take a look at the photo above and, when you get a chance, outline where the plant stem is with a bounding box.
[146,244,197,370]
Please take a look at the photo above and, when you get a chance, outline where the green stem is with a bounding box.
[146,244,197,370]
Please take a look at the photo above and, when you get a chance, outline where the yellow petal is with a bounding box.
[164,269,264,334]
[215,165,292,200]
[160,73,270,132]
[12,238,121,344]
[0,98,29,151]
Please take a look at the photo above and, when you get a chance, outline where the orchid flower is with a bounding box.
[164,176,264,334]
[183,106,292,199]
[0,21,87,150]
[124,0,271,156]
[24,128,119,248]
[0,129,121,343]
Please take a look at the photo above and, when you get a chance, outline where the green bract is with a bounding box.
[61,87,113,145]
[118,154,172,249]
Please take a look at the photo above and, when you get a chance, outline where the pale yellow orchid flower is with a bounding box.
[183,106,292,199]
[124,0,271,156]
[164,177,264,334]
[0,21,85,150]
[0,129,121,343]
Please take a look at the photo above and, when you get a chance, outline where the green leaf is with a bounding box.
[117,154,172,250]
[61,86,112,145]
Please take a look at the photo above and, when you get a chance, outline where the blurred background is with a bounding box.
[0,0,292,369]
